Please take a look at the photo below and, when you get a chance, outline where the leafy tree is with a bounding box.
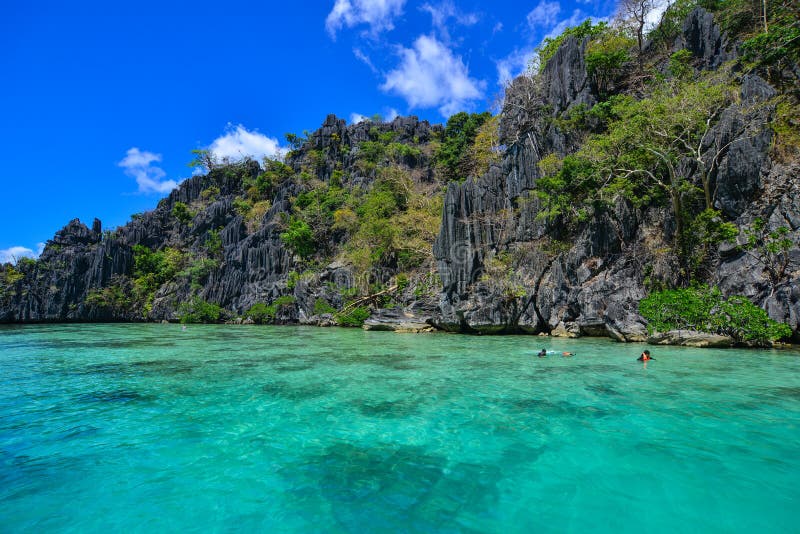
[171,202,194,224]
[742,218,794,289]
[178,296,224,324]
[539,77,739,251]
[585,29,635,97]
[639,285,791,343]
[617,0,658,71]
[535,19,608,69]
[280,217,316,258]
[335,306,371,327]
[436,111,492,181]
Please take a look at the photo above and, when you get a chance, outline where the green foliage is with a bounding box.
[250,159,293,200]
[648,0,707,51]
[204,229,223,258]
[742,218,794,286]
[188,149,216,171]
[280,217,316,258]
[335,306,371,327]
[467,115,501,177]
[245,200,271,232]
[178,296,224,324]
[537,19,608,69]
[244,296,296,324]
[387,142,421,164]
[200,186,220,201]
[639,286,791,343]
[171,202,194,224]
[436,111,492,181]
[0,265,25,301]
[180,257,218,289]
[85,283,131,314]
[685,209,739,277]
[586,29,634,97]
[668,49,694,79]
[358,141,386,164]
[284,132,306,151]
[286,270,300,290]
[313,298,336,315]
[232,197,252,217]
[131,245,186,312]
[740,1,800,88]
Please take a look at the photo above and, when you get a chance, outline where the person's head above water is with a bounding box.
[538,349,547,357]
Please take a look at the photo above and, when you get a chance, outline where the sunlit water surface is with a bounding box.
[1,324,799,533]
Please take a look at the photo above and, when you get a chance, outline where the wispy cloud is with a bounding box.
[0,243,44,264]
[526,1,561,28]
[350,112,369,124]
[421,1,479,44]
[118,148,178,194]
[496,47,536,87]
[495,5,607,86]
[353,47,378,73]
[381,34,485,116]
[209,124,283,162]
[326,0,406,39]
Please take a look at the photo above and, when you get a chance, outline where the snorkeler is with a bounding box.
[537,349,547,357]
[637,350,653,361]
[562,352,574,357]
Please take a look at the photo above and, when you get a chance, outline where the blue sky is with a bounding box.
[0,0,618,262]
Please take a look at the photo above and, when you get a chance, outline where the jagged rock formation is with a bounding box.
[0,115,442,324]
[433,7,799,340]
[1,7,798,342]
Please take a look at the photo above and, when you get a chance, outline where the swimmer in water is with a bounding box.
[537,349,547,358]
[562,351,574,357]
[637,349,653,361]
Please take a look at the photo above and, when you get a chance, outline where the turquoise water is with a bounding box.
[1,324,799,533]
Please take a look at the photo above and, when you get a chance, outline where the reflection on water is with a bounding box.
[0,324,798,532]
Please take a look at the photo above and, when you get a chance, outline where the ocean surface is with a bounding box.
[1,324,799,533]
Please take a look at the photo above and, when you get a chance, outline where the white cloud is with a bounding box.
[0,245,41,264]
[385,108,399,121]
[527,1,561,28]
[350,112,369,124]
[326,0,406,39]
[353,47,378,73]
[118,148,178,194]
[381,35,485,116]
[645,0,669,31]
[421,1,479,43]
[496,47,536,87]
[209,124,283,162]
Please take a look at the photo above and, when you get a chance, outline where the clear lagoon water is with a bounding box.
[1,324,799,533]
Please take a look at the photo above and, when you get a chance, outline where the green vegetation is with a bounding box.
[244,296,296,324]
[313,298,336,315]
[334,305,371,327]
[537,74,738,267]
[131,245,186,314]
[436,111,492,181]
[639,286,792,343]
[204,229,223,258]
[85,282,131,315]
[742,218,794,287]
[585,29,635,97]
[536,20,608,69]
[280,217,316,258]
[178,296,225,324]
[171,202,194,224]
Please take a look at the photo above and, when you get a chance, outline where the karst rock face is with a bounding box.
[433,8,799,339]
[2,8,798,340]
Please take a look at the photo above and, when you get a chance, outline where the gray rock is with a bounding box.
[648,330,733,348]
